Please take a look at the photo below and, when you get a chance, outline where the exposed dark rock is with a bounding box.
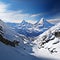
[0,34,19,47]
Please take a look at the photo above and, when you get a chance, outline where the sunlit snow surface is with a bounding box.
[32,22,60,60]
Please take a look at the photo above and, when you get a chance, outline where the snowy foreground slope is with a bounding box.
[0,42,51,60]
[0,20,53,60]
[32,22,60,60]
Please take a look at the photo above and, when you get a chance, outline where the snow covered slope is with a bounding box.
[1,41,53,60]
[0,19,29,47]
[32,22,60,60]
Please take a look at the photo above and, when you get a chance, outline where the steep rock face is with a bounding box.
[0,34,20,47]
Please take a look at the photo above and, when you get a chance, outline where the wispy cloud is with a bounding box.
[30,14,40,17]
[0,2,38,23]
[48,18,60,24]
[47,12,60,24]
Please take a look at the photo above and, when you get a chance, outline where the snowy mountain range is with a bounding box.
[8,18,54,37]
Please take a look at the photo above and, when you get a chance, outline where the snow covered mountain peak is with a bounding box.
[36,18,53,25]
[37,18,44,25]
[20,20,32,26]
[35,18,54,31]
[21,20,27,24]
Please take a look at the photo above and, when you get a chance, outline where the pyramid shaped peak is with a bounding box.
[39,18,44,24]
[37,18,45,25]
[20,20,29,25]
[22,20,25,22]
[40,18,45,21]
[21,20,27,24]
[22,20,26,23]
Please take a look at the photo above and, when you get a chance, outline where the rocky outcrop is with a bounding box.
[0,34,19,47]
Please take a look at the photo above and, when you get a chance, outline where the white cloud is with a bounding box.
[47,12,60,24]
[30,14,40,17]
[0,2,38,23]
[48,19,60,24]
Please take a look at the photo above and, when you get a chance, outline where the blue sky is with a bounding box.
[0,0,60,23]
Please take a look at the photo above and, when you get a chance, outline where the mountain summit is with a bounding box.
[35,18,54,28]
[20,20,28,25]
[35,18,44,25]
